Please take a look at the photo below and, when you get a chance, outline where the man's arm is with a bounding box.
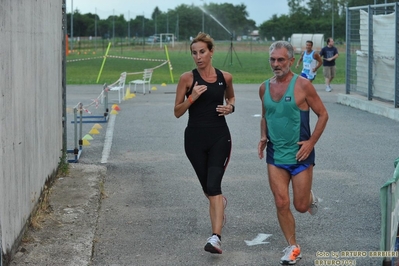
[329,51,339,61]
[332,47,339,60]
[295,52,304,69]
[325,48,339,62]
[258,83,268,159]
[313,52,323,72]
[296,81,329,161]
[319,48,324,58]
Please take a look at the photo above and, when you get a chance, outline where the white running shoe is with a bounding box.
[308,190,319,215]
[204,235,222,254]
[280,245,302,265]
[326,86,332,92]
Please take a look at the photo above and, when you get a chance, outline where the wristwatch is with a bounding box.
[230,104,235,113]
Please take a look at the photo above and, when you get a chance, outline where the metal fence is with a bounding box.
[345,3,399,108]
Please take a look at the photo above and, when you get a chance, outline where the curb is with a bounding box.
[10,164,106,265]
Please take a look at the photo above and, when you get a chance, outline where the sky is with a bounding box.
[69,0,290,26]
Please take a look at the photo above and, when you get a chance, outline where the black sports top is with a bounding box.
[186,68,227,127]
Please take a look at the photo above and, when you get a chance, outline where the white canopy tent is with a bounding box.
[290,33,325,54]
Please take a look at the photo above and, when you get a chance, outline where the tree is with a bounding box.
[76,13,92,36]
[174,4,203,40]
[67,2,257,41]
[287,0,306,15]
[307,0,325,19]
[259,14,292,41]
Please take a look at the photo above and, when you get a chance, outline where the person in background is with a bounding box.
[295,40,323,83]
[319,37,339,92]
[258,41,328,265]
[174,32,235,255]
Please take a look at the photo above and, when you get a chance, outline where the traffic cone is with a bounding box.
[125,88,132,99]
[82,134,93,140]
[127,91,136,99]
[89,128,100,135]
[92,123,102,129]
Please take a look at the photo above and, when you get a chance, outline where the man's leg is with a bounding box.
[267,164,297,245]
[325,77,330,87]
[323,67,329,86]
[329,65,336,88]
[328,75,333,87]
[323,67,332,91]
[292,165,314,213]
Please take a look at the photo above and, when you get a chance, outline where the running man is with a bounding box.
[258,41,329,265]
[295,40,323,83]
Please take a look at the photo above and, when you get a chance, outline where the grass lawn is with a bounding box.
[66,41,346,85]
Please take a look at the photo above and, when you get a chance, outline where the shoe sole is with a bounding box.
[280,261,298,265]
[280,256,302,265]
[204,243,222,254]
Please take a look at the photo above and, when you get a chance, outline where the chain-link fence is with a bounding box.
[345,3,399,108]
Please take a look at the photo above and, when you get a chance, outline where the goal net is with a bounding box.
[159,33,175,48]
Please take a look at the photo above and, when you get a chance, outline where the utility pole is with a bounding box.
[95,8,97,50]
[331,0,334,39]
[112,9,115,45]
[128,11,130,40]
[70,0,73,50]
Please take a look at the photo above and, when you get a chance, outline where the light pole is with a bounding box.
[167,11,169,33]
[155,13,157,35]
[142,13,145,52]
[95,7,97,50]
[331,0,334,39]
[112,9,115,44]
[202,12,204,32]
[128,11,130,40]
[70,0,73,50]
[200,0,204,32]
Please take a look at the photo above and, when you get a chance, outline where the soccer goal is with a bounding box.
[159,33,175,48]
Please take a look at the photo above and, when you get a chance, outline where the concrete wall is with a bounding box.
[0,0,63,262]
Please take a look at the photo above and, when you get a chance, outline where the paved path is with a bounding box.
[90,83,399,265]
[12,83,399,265]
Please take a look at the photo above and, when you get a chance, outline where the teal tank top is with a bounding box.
[263,74,314,165]
[302,50,315,79]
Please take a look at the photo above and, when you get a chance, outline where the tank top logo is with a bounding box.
[285,96,292,102]
[219,82,223,86]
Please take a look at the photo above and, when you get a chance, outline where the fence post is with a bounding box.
[104,84,109,114]
[381,157,399,265]
[0,222,2,266]
[345,6,351,94]
[367,5,374,101]
[395,2,399,108]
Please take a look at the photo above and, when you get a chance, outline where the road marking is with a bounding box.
[101,114,116,164]
[244,233,272,246]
